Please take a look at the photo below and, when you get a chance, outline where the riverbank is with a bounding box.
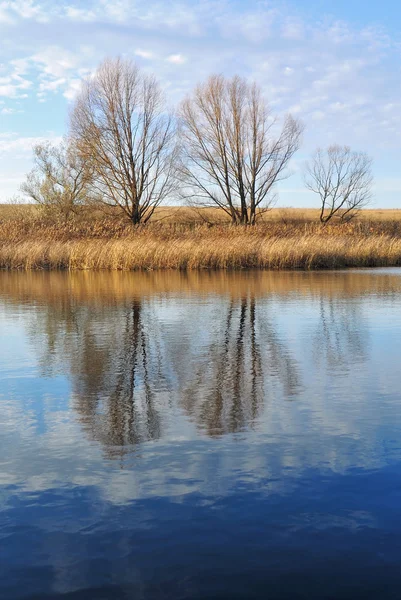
[2,209,401,270]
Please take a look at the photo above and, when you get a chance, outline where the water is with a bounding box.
[1,269,401,599]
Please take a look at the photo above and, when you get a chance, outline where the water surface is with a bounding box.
[1,269,401,599]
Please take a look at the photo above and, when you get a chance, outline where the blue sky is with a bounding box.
[1,0,401,206]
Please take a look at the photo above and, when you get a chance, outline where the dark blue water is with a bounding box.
[1,269,401,599]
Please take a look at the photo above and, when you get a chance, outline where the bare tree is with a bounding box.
[179,75,303,225]
[304,145,373,224]
[69,57,177,225]
[21,140,92,221]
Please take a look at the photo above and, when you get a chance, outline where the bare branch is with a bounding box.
[304,145,373,223]
[20,139,93,221]
[178,74,303,224]
[69,57,178,225]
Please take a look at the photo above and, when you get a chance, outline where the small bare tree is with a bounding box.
[21,140,92,221]
[179,75,303,224]
[304,145,373,223]
[69,57,177,225]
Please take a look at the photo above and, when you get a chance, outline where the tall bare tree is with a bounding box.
[304,145,373,223]
[21,140,92,221]
[179,75,303,224]
[70,57,177,225]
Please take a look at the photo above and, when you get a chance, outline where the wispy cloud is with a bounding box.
[0,0,400,203]
[166,53,186,65]
[134,49,154,60]
[1,107,21,114]
[0,132,62,156]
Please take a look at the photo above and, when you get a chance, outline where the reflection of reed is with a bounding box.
[1,269,401,307]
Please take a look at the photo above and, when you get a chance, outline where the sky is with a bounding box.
[1,0,401,207]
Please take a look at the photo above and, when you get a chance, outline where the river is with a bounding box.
[1,269,401,599]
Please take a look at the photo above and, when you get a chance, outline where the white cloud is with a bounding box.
[0,61,32,97]
[0,0,48,22]
[166,53,187,65]
[63,79,82,101]
[382,102,401,112]
[30,47,80,78]
[135,49,154,60]
[0,6,14,23]
[65,6,96,21]
[311,110,325,121]
[22,46,94,101]
[39,77,66,92]
[329,101,348,112]
[0,133,61,157]
[10,57,29,75]
[287,104,302,114]
[0,0,400,203]
[217,7,278,43]
[0,83,26,97]
[282,18,304,40]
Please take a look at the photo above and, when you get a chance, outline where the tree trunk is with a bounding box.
[230,207,239,225]
[131,206,141,225]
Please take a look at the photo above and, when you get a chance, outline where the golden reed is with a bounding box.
[1,207,401,271]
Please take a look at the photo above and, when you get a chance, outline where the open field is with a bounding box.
[3,204,401,223]
[2,205,401,270]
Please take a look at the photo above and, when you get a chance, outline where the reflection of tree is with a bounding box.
[28,297,168,460]
[312,297,368,373]
[24,286,302,458]
[74,300,163,459]
[180,294,301,436]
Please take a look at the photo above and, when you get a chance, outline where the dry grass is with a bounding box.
[2,205,401,270]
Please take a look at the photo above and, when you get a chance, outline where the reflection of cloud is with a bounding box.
[0,387,397,510]
[2,270,401,598]
[1,269,401,496]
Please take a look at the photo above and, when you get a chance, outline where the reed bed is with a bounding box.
[1,232,401,270]
[1,208,401,270]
